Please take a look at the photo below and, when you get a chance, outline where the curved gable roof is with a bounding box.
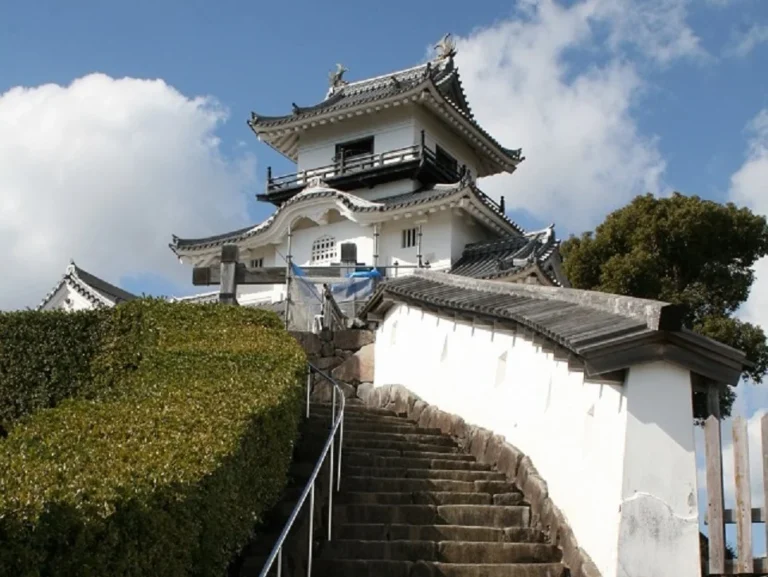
[37,261,137,310]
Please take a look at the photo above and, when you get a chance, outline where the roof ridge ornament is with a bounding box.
[328,63,348,93]
[434,33,457,61]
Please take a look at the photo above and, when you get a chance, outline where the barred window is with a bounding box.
[250,258,263,268]
[311,235,337,264]
[402,227,418,249]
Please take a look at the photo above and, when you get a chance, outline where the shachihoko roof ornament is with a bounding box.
[435,33,457,60]
[328,63,348,93]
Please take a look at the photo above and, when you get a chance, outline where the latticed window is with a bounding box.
[311,235,337,264]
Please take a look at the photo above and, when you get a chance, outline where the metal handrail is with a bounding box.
[258,363,346,577]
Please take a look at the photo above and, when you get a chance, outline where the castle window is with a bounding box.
[311,235,337,264]
[250,258,263,268]
[335,136,374,162]
[402,227,418,249]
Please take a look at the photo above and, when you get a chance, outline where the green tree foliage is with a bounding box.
[561,192,768,419]
[0,299,305,577]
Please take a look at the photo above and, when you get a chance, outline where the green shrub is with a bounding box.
[0,300,306,577]
[0,309,107,434]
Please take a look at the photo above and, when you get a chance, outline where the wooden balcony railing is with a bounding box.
[265,139,464,195]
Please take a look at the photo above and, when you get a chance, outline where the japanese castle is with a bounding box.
[170,34,569,306]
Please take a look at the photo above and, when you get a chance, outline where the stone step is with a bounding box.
[342,476,516,495]
[312,559,566,577]
[320,540,561,563]
[311,403,399,417]
[333,504,530,527]
[344,454,492,471]
[309,421,435,434]
[341,430,456,445]
[337,491,495,506]
[335,524,548,543]
[344,439,460,453]
[344,448,477,461]
[343,466,507,482]
[309,410,410,425]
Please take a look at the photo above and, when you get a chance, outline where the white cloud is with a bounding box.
[0,74,255,311]
[731,110,768,335]
[725,24,768,58]
[592,0,705,64]
[455,0,678,231]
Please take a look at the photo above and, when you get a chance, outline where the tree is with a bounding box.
[561,192,768,420]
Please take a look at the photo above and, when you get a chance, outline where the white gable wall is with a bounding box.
[413,107,483,178]
[297,108,417,173]
[42,283,102,311]
[225,202,500,302]
[450,211,495,262]
[373,302,702,577]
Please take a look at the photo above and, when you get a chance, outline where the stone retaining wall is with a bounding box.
[356,383,602,577]
[289,329,375,400]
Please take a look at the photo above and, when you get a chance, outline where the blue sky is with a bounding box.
[2,0,768,556]
[2,0,765,241]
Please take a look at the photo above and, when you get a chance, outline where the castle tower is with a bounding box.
[170,34,568,305]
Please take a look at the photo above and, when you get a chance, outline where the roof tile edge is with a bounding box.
[412,269,682,331]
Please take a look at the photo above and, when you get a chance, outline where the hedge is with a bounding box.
[0,299,306,577]
[0,309,107,435]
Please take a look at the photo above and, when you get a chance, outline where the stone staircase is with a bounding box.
[308,400,567,577]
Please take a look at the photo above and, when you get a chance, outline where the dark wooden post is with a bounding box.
[266,166,272,191]
[219,244,239,305]
[420,129,426,155]
[500,196,506,214]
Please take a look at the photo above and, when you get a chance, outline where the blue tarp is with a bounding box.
[329,276,377,302]
[346,269,383,280]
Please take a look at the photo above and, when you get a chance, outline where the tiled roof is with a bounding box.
[37,261,137,310]
[170,179,523,254]
[450,226,563,285]
[247,56,522,170]
[250,58,469,127]
[360,270,747,385]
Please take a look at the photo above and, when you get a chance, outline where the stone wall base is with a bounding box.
[289,329,375,401]
[357,383,602,577]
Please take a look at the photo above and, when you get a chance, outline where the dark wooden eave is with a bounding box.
[360,271,747,386]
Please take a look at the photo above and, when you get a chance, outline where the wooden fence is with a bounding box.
[704,392,768,575]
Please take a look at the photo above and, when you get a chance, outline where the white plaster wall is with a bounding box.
[450,211,495,262]
[284,219,375,267]
[297,108,417,173]
[378,210,454,272]
[617,362,700,577]
[374,303,701,577]
[362,180,420,202]
[42,284,101,311]
[413,108,482,177]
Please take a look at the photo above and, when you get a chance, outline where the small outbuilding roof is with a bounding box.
[38,261,137,310]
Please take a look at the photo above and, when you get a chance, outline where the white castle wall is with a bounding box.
[296,108,417,174]
[373,302,701,577]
